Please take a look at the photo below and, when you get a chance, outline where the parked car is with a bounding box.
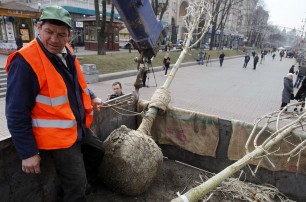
[286,50,294,58]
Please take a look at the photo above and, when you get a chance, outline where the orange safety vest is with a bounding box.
[5,39,93,150]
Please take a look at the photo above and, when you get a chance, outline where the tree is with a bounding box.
[151,0,169,21]
[94,0,115,55]
[269,33,285,47]
[246,2,269,48]
[208,0,242,50]
[94,0,106,55]
[106,4,115,51]
[100,0,213,196]
[138,0,213,143]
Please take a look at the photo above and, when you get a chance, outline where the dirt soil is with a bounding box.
[86,158,246,202]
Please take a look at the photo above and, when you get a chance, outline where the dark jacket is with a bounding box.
[163,57,170,68]
[297,66,306,77]
[109,93,124,100]
[254,55,259,63]
[295,78,306,100]
[219,53,225,59]
[282,76,293,103]
[15,35,23,50]
[289,66,295,74]
[198,51,204,60]
[244,55,250,63]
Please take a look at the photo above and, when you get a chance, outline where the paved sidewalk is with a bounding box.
[88,55,294,122]
[0,50,296,141]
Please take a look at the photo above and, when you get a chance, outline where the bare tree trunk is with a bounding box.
[159,0,169,21]
[106,4,115,51]
[94,0,107,55]
[151,0,169,20]
[94,0,101,53]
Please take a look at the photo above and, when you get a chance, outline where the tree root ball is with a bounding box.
[99,125,163,195]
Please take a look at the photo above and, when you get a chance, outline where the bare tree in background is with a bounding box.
[209,0,242,50]
[106,4,115,51]
[94,0,106,55]
[268,30,286,48]
[247,1,269,48]
[151,0,169,21]
[94,0,115,55]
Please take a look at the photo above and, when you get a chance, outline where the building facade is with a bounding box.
[0,0,266,53]
[7,0,121,51]
[0,1,40,54]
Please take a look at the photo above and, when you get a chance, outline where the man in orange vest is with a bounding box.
[5,6,103,201]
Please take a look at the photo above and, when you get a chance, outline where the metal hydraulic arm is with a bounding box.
[112,0,167,90]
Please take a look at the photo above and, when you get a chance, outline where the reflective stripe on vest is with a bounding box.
[36,94,68,106]
[32,119,76,128]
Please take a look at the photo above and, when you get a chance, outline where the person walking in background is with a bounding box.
[260,51,265,64]
[107,81,124,100]
[5,6,104,201]
[253,54,259,70]
[198,50,205,65]
[243,54,250,68]
[252,51,256,58]
[272,53,276,60]
[163,53,171,76]
[294,65,306,88]
[280,73,294,111]
[219,52,225,67]
[289,65,295,74]
[15,34,23,50]
[280,50,284,61]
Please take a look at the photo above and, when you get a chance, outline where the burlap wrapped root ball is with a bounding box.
[99,125,163,195]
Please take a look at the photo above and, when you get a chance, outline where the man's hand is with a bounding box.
[22,154,41,174]
[91,97,103,111]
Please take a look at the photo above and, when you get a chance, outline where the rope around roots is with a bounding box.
[148,87,171,111]
[101,97,144,117]
[101,87,171,119]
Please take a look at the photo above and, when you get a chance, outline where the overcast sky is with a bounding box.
[264,0,306,32]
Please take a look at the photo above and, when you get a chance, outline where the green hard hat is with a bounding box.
[40,5,72,28]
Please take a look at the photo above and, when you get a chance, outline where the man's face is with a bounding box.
[37,22,71,54]
[112,84,122,96]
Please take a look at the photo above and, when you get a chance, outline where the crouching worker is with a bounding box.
[107,81,124,100]
[5,6,104,202]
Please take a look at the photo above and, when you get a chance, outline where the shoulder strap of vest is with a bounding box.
[66,43,74,54]
[5,40,38,74]
[5,52,18,74]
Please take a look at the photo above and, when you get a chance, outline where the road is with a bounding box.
[88,53,295,123]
